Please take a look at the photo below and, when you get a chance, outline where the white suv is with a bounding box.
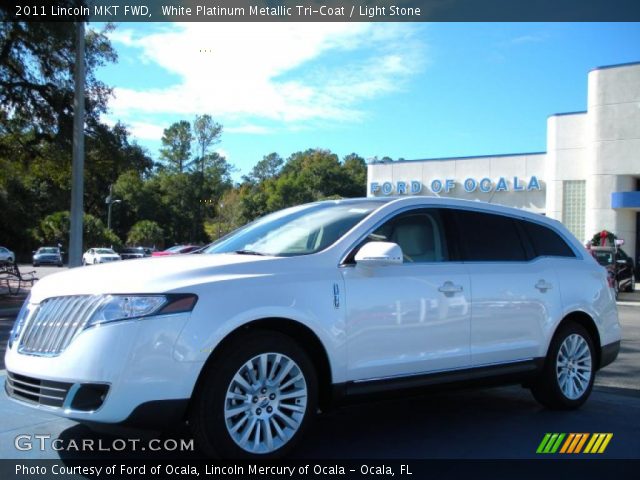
[5,197,621,458]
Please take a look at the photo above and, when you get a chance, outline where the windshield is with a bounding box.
[95,248,116,254]
[164,245,185,253]
[593,251,614,266]
[203,201,383,257]
[38,248,58,254]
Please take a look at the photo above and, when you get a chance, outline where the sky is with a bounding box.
[97,22,640,180]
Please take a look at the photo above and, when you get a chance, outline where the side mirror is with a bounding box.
[355,242,403,267]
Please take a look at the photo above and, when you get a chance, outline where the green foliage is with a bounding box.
[193,114,222,173]
[0,18,116,153]
[590,230,617,247]
[160,120,192,173]
[35,211,122,251]
[234,149,368,224]
[127,220,164,248]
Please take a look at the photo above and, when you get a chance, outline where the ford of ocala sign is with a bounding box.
[370,176,542,196]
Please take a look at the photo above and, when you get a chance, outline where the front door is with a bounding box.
[342,209,471,381]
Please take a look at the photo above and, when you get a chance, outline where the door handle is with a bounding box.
[438,281,463,295]
[535,280,553,292]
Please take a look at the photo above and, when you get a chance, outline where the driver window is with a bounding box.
[363,210,449,263]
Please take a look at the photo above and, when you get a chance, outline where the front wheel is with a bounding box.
[626,275,635,292]
[189,330,318,459]
[531,322,595,410]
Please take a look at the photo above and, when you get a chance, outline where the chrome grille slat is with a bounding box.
[7,376,68,393]
[50,296,82,353]
[18,295,103,356]
[5,372,73,407]
[8,384,66,401]
[38,298,65,352]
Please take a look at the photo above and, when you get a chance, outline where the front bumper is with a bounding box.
[4,312,203,424]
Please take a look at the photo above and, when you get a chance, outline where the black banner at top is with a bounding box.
[3,0,640,22]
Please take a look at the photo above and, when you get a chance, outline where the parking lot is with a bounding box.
[0,269,638,459]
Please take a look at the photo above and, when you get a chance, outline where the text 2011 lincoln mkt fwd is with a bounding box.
[5,197,620,458]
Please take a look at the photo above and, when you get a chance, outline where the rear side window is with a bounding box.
[453,210,527,261]
[521,221,575,258]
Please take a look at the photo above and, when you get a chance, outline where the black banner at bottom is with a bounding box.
[1,459,639,480]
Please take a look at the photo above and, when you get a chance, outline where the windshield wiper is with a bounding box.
[234,249,266,256]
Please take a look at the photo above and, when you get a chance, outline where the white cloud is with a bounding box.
[125,121,166,140]
[107,22,425,128]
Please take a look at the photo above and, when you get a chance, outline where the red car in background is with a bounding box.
[151,245,201,257]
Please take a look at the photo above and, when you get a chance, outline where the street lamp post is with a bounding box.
[105,184,122,230]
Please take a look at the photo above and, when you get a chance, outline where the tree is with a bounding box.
[243,153,283,184]
[159,120,192,173]
[341,153,367,197]
[0,15,116,154]
[127,220,164,248]
[35,211,121,251]
[193,114,222,174]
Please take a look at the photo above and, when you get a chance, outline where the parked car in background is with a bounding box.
[590,246,635,295]
[0,246,15,264]
[32,247,63,267]
[82,248,121,265]
[5,197,620,459]
[119,247,152,260]
[151,245,201,257]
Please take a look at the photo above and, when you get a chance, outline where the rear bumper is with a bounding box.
[600,340,620,369]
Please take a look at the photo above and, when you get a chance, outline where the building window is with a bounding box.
[562,180,586,242]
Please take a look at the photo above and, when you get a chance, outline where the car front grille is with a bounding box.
[5,372,72,407]
[18,295,105,356]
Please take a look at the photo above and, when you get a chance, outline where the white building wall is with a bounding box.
[545,113,588,222]
[367,154,546,212]
[585,63,640,261]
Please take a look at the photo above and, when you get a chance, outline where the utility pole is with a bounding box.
[68,20,85,267]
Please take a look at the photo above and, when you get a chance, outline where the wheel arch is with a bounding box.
[554,311,602,369]
[187,317,334,416]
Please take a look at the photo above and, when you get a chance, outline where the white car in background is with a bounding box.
[5,197,621,458]
[0,246,15,264]
[82,248,121,265]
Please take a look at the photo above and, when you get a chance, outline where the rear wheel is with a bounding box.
[531,322,595,410]
[189,330,318,459]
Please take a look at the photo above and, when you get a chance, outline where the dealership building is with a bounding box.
[367,61,640,262]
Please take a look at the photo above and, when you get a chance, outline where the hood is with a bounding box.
[29,253,279,303]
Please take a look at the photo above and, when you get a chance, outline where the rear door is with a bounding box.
[451,209,563,365]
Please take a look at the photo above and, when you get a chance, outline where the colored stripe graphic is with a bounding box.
[584,433,613,454]
[537,433,565,453]
[538,433,613,454]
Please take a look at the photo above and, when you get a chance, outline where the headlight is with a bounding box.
[86,294,197,327]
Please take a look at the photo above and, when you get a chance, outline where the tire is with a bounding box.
[189,330,318,459]
[33,263,38,267]
[625,275,635,293]
[531,322,595,410]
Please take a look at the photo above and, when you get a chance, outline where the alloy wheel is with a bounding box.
[556,333,592,400]
[224,352,307,454]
